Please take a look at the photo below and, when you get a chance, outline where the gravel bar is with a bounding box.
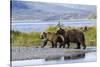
[11,47,96,61]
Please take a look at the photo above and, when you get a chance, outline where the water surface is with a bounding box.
[12,52,96,67]
[11,20,96,32]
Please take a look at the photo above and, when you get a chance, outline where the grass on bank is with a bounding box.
[11,26,96,47]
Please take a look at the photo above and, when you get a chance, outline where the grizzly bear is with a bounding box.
[56,28,86,49]
[40,32,65,48]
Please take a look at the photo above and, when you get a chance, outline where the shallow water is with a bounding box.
[12,51,96,67]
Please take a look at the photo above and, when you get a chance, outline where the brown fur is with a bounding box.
[40,32,64,48]
[56,28,86,49]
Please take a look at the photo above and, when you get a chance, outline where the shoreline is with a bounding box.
[11,47,96,61]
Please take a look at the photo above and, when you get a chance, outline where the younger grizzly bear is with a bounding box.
[40,32,64,48]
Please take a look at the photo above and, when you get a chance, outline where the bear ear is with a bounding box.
[40,32,46,35]
[43,32,45,33]
[47,32,51,34]
[43,32,46,34]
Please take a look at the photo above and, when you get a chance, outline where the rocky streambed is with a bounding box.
[11,47,96,61]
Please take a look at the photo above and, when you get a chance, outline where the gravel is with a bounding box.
[11,47,96,61]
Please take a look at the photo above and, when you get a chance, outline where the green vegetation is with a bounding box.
[11,31,41,47]
[11,26,96,47]
[84,26,96,46]
[45,25,58,32]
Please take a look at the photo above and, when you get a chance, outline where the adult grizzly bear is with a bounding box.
[56,28,86,49]
[40,32,64,48]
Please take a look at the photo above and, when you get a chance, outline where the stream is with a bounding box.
[11,47,96,67]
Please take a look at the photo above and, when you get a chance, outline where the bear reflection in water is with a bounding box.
[45,53,85,61]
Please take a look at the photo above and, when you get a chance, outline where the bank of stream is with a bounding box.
[11,47,96,67]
